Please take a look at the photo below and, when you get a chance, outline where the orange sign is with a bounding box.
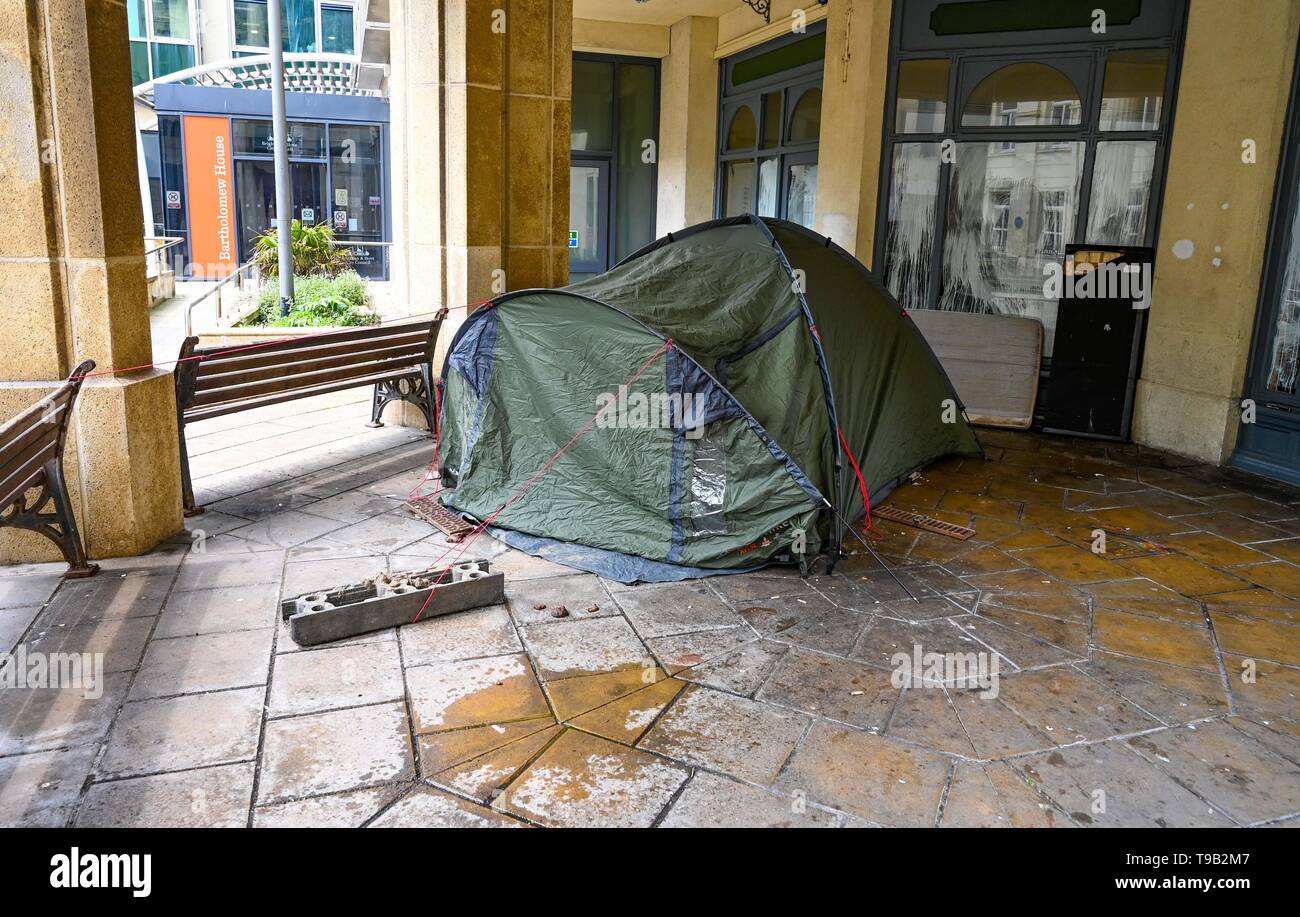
[183,116,238,279]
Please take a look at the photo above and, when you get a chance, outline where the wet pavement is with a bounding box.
[2,398,1299,827]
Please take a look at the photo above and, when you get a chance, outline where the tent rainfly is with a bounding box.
[436,215,982,582]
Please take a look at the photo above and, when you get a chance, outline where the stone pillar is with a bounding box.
[814,0,892,264]
[1133,1,1300,463]
[656,16,719,234]
[0,0,182,563]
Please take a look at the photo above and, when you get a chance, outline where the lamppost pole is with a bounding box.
[267,0,294,315]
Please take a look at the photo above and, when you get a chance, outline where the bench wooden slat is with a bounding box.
[0,359,97,577]
[183,368,424,423]
[189,355,427,410]
[193,326,432,375]
[0,440,55,508]
[193,339,430,392]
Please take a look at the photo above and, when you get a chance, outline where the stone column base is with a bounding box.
[1132,378,1237,466]
[0,370,183,564]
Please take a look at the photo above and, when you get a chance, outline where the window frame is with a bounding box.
[229,0,360,58]
[873,2,1188,311]
[714,22,826,226]
[130,0,198,84]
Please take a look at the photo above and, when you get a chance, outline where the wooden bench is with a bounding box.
[174,313,447,516]
[0,360,99,577]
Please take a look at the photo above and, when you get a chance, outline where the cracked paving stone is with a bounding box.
[406,654,550,733]
[399,604,522,666]
[1016,741,1233,827]
[940,762,1065,827]
[269,640,406,716]
[1127,720,1300,825]
[568,677,685,745]
[851,616,988,672]
[1016,544,1134,585]
[99,687,264,779]
[660,770,838,828]
[518,615,650,681]
[979,590,1090,624]
[611,581,743,638]
[254,785,406,827]
[1236,561,1300,600]
[954,615,1080,669]
[974,605,1088,656]
[258,701,414,804]
[774,722,949,827]
[946,688,1056,760]
[492,728,687,828]
[0,746,98,827]
[429,722,561,801]
[76,762,255,827]
[995,668,1160,743]
[886,687,977,757]
[544,666,668,721]
[639,684,807,785]
[371,786,525,827]
[757,647,899,729]
[419,717,556,776]
[706,571,816,604]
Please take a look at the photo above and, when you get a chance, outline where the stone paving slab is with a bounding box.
[99,687,264,780]
[504,573,617,626]
[399,604,522,666]
[76,762,255,828]
[268,640,406,716]
[258,701,414,805]
[940,762,1066,827]
[254,784,405,828]
[406,654,550,733]
[1127,721,1300,825]
[0,673,132,756]
[774,722,949,827]
[21,615,155,675]
[519,615,651,681]
[660,770,839,828]
[0,745,98,827]
[154,581,281,638]
[756,647,899,729]
[1015,741,1234,827]
[493,728,688,828]
[612,581,744,638]
[129,628,274,700]
[639,684,807,786]
[371,786,524,827]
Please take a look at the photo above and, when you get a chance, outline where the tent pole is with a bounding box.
[823,498,918,602]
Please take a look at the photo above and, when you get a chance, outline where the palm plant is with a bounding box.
[253,220,355,277]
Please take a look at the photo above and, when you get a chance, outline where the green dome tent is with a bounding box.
[436,215,980,581]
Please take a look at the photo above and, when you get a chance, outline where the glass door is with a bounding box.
[235,160,326,263]
[569,159,608,279]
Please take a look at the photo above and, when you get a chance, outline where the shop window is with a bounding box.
[572,59,614,152]
[1099,49,1168,131]
[962,62,1081,127]
[878,0,1180,358]
[231,0,332,55]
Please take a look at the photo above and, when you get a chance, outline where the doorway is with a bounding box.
[235,160,327,263]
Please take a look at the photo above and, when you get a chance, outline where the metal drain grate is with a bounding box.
[874,505,975,540]
[407,498,477,541]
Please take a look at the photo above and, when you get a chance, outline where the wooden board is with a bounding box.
[908,310,1043,430]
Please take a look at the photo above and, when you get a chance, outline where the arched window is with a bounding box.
[726,106,757,151]
[787,88,822,143]
[962,62,1081,127]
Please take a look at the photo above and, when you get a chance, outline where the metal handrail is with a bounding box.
[144,236,184,280]
[184,261,260,337]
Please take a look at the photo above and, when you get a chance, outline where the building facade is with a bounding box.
[570,0,1300,489]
